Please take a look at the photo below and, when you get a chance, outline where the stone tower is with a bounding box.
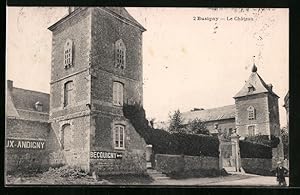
[233,64,281,138]
[48,7,147,173]
[233,64,284,166]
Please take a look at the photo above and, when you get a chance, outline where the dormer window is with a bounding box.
[115,39,126,70]
[64,39,73,69]
[34,101,43,112]
[247,106,256,120]
[248,84,255,92]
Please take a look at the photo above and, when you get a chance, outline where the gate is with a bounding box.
[218,132,241,172]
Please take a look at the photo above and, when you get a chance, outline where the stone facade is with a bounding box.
[182,65,282,139]
[5,118,63,173]
[48,7,147,174]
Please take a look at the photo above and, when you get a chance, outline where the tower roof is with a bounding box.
[104,7,146,32]
[234,64,279,98]
[48,7,146,32]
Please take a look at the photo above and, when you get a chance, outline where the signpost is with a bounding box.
[90,151,123,159]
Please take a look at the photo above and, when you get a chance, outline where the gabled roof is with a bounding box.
[6,90,19,118]
[234,65,279,98]
[48,7,146,32]
[103,7,146,32]
[181,105,236,124]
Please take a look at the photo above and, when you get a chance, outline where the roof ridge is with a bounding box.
[12,87,50,95]
[182,104,235,114]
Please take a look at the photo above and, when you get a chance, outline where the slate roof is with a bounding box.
[104,7,146,31]
[7,84,50,122]
[181,105,236,124]
[11,88,50,113]
[48,7,146,32]
[234,65,279,98]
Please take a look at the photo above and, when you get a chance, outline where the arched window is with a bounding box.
[113,81,124,106]
[115,39,126,69]
[64,81,73,107]
[64,39,73,69]
[61,124,72,150]
[247,106,255,120]
[114,124,125,149]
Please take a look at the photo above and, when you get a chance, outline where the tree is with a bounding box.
[188,118,210,135]
[168,109,185,134]
[149,118,155,129]
[281,126,289,159]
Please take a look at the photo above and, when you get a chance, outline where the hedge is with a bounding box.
[244,135,280,148]
[239,140,272,159]
[123,103,219,157]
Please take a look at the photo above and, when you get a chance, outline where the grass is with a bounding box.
[97,173,154,185]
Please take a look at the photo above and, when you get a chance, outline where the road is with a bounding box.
[152,173,289,186]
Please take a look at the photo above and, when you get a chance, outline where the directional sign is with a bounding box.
[6,138,46,150]
[90,151,123,159]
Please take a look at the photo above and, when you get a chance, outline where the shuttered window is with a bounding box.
[113,81,124,106]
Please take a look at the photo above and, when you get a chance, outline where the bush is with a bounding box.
[244,135,280,148]
[123,103,219,157]
[240,140,272,159]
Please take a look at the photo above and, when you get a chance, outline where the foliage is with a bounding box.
[168,109,185,134]
[123,103,219,157]
[244,134,280,148]
[188,118,210,135]
[281,127,289,159]
[240,140,272,159]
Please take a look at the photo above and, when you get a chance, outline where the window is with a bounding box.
[115,39,126,69]
[61,124,72,150]
[228,128,233,135]
[247,106,256,120]
[34,101,43,112]
[64,81,73,107]
[248,84,255,92]
[113,81,124,106]
[248,125,255,136]
[114,125,125,149]
[64,39,73,69]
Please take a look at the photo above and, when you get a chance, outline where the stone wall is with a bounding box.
[90,114,147,175]
[241,158,273,175]
[205,119,235,134]
[155,154,219,174]
[5,119,61,173]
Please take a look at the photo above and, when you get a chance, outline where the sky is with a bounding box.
[6,7,289,127]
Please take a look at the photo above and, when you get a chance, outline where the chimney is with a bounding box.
[191,108,204,112]
[7,80,13,91]
[267,84,273,91]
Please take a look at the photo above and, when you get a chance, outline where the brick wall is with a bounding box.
[50,115,90,171]
[235,93,270,136]
[155,154,219,174]
[90,8,143,82]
